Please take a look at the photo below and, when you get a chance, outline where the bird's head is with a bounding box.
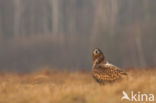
[92,48,105,64]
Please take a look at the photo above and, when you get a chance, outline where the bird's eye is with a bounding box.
[94,49,99,54]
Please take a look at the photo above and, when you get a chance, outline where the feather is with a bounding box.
[92,48,128,84]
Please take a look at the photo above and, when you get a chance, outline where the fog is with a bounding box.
[0,0,156,72]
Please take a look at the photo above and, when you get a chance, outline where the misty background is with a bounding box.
[0,0,156,72]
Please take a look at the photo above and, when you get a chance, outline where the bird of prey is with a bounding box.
[92,48,127,84]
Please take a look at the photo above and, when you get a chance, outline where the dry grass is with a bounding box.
[0,68,156,103]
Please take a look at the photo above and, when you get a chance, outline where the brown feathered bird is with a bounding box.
[92,48,127,84]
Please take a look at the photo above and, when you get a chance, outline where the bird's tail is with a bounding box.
[120,71,128,80]
[121,72,128,75]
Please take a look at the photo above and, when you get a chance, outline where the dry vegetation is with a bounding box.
[0,68,156,103]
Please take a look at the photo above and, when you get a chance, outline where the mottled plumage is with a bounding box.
[92,48,127,84]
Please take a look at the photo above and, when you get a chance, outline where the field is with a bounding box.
[0,68,156,103]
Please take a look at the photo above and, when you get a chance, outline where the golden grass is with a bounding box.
[0,68,156,103]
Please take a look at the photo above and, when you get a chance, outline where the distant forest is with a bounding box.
[0,0,156,72]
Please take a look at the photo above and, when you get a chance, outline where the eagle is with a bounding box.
[92,48,127,84]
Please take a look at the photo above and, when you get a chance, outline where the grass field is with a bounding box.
[0,68,156,103]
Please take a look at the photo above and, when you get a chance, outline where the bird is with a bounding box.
[92,48,127,84]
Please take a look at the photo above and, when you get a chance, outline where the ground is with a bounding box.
[0,68,156,103]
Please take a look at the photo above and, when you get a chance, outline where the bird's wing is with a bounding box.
[93,64,125,81]
[105,63,127,75]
